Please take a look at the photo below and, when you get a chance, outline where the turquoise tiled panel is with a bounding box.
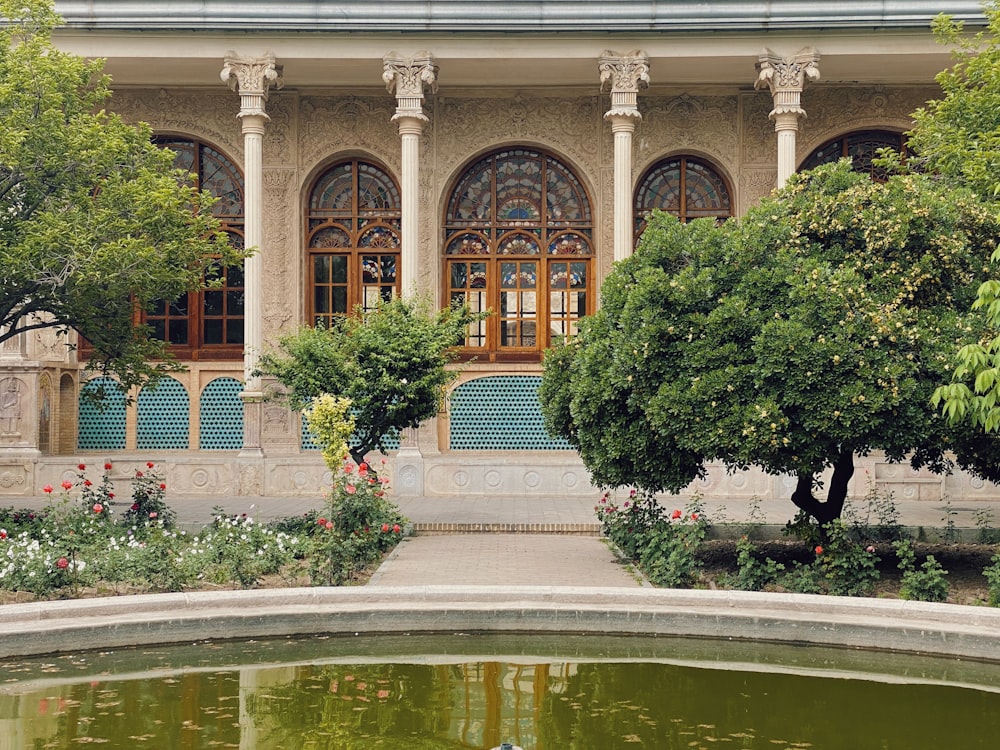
[137,377,190,450]
[78,377,126,450]
[449,375,572,450]
[199,377,243,450]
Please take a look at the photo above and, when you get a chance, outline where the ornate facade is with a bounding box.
[3,1,995,506]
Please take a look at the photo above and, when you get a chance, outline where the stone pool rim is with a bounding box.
[2,586,999,662]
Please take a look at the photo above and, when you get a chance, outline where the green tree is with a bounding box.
[543,161,1000,524]
[0,0,239,391]
[917,3,1000,432]
[258,297,481,467]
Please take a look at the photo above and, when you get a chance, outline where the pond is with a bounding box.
[1,633,999,749]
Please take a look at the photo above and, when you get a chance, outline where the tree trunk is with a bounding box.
[789,449,855,525]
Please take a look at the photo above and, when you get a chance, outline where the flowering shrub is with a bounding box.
[807,519,881,597]
[0,457,404,599]
[597,491,709,588]
[306,459,405,586]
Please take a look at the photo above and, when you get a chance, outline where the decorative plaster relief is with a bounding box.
[110,90,243,160]
[798,85,934,159]
[298,96,399,176]
[636,94,739,173]
[433,94,602,187]
[739,168,778,211]
[262,168,297,338]
[0,376,25,438]
[741,92,778,165]
[0,463,27,495]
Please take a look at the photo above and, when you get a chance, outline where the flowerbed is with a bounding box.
[0,459,406,601]
[598,489,1000,606]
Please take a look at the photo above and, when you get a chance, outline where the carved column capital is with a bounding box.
[599,50,649,120]
[383,51,437,122]
[754,47,820,119]
[220,52,283,119]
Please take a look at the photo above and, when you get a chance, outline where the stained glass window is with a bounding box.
[634,156,732,241]
[307,159,401,328]
[445,148,593,360]
[801,130,906,182]
[143,137,245,360]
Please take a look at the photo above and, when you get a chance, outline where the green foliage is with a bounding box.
[842,476,905,543]
[984,554,1000,606]
[0,458,405,597]
[258,296,483,465]
[597,492,708,588]
[307,459,406,586]
[894,539,950,602]
[812,520,881,597]
[121,462,176,531]
[727,536,785,592]
[914,2,1000,434]
[543,159,1000,522]
[0,0,242,391]
[975,507,1000,544]
[304,394,356,471]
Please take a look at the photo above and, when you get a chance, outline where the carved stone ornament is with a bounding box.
[220,52,284,117]
[598,50,649,119]
[598,50,650,95]
[755,48,820,117]
[383,52,438,98]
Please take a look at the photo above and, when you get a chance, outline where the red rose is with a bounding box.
[325,521,334,530]
[671,509,682,519]
[61,480,73,491]
[317,517,328,526]
[691,513,700,521]
[77,463,86,471]
[392,524,401,533]
[136,471,143,478]
[84,479,92,487]
[104,463,112,471]
[159,483,166,490]
[42,484,53,494]
[815,545,824,555]
[56,557,69,570]
[93,503,104,514]
[381,523,390,532]
[146,462,154,469]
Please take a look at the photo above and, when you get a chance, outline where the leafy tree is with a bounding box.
[0,0,239,391]
[917,3,1000,432]
[542,161,1000,524]
[257,297,481,467]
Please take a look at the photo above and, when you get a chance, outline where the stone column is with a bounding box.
[382,53,436,494]
[599,51,649,262]
[382,52,437,299]
[755,48,820,189]
[221,52,283,458]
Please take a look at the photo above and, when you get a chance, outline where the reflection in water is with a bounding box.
[1,634,1000,748]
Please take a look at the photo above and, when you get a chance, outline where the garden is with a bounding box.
[0,457,404,602]
[598,485,1000,606]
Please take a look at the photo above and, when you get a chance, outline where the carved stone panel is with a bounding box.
[262,168,297,339]
[741,91,778,166]
[432,94,602,190]
[798,85,935,160]
[109,90,242,160]
[636,94,740,176]
[298,96,399,176]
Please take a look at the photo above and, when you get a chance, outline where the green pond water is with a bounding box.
[1,633,999,749]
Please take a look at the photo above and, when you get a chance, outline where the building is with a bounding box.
[1,0,994,505]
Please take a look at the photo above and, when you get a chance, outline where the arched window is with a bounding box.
[306,159,401,327]
[444,148,593,361]
[145,137,245,358]
[634,156,732,242]
[801,130,906,181]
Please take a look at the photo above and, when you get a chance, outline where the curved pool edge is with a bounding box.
[1,586,998,662]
